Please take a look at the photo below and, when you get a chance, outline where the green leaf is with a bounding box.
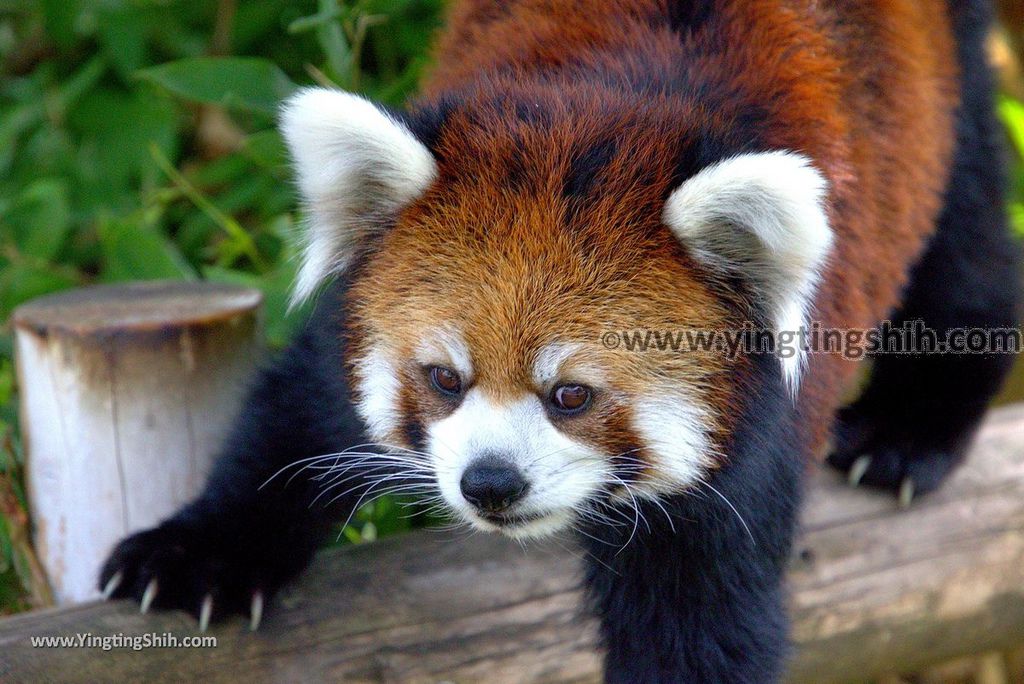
[1009,202,1024,239]
[243,130,287,170]
[148,144,268,271]
[51,57,108,115]
[97,6,150,80]
[4,179,71,261]
[98,212,196,282]
[341,525,363,544]
[0,359,13,408]
[135,58,297,115]
[40,0,82,49]
[312,0,352,85]
[998,96,1024,160]
[0,264,78,320]
[69,87,179,201]
[0,102,45,177]
[0,59,104,176]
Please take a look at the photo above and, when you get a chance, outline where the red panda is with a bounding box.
[100,1,1020,681]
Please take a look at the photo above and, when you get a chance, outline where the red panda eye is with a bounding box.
[429,366,462,396]
[550,384,592,414]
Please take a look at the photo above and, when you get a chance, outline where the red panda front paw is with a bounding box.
[98,522,270,632]
[828,444,964,507]
[827,405,965,508]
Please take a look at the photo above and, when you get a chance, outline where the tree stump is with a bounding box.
[12,281,263,604]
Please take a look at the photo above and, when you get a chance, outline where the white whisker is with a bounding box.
[700,480,755,545]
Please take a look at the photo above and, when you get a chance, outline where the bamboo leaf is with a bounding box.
[136,58,296,115]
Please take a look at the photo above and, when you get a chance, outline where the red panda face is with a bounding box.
[281,89,831,538]
[345,184,735,537]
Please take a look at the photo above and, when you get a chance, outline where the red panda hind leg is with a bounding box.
[827,5,1021,505]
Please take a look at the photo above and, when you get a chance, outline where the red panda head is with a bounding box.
[281,88,831,538]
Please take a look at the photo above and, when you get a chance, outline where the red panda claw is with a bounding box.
[898,477,915,509]
[101,571,123,600]
[847,455,872,487]
[250,591,264,632]
[199,594,213,632]
[140,578,158,614]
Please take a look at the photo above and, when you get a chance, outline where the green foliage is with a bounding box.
[137,57,297,115]
[998,95,1024,238]
[0,0,442,613]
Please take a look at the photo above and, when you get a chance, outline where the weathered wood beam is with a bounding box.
[2,404,1023,683]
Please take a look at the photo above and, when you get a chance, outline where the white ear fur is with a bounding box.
[280,87,438,302]
[662,150,832,390]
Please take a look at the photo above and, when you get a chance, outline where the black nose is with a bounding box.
[460,458,529,513]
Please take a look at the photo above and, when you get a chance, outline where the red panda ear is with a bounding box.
[280,88,438,302]
[662,151,832,389]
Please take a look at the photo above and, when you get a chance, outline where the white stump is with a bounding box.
[13,282,263,604]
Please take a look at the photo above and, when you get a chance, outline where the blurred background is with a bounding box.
[0,2,1023,678]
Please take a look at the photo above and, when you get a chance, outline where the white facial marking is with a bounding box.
[532,342,607,388]
[353,342,721,538]
[353,346,401,442]
[428,389,606,539]
[416,329,474,380]
[533,343,577,386]
[632,393,716,491]
[280,88,438,303]
[662,150,832,392]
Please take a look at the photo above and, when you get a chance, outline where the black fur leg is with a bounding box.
[98,514,321,629]
[98,282,378,628]
[583,355,802,683]
[827,402,972,503]
[828,3,1020,504]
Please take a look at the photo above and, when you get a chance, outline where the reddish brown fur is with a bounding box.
[347,0,960,463]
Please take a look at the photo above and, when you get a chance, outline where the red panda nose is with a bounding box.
[460,458,529,513]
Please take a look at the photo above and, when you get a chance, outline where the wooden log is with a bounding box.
[12,282,263,604]
[0,402,1022,683]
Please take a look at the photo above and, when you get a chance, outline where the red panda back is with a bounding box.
[416,0,961,455]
